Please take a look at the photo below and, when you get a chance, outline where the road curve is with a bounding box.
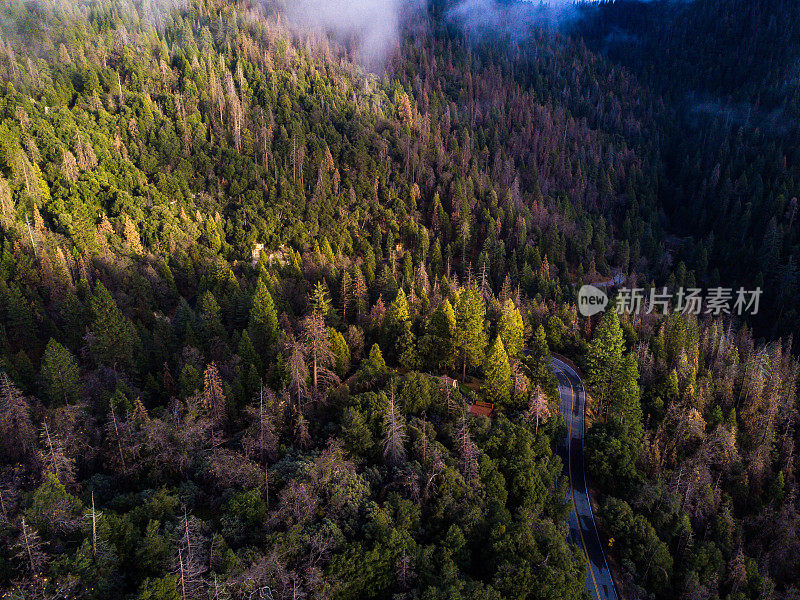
[553,357,618,600]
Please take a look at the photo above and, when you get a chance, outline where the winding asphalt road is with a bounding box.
[553,357,618,600]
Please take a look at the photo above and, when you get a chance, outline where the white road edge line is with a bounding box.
[554,357,619,600]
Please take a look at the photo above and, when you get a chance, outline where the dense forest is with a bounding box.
[580,0,800,341]
[0,0,797,599]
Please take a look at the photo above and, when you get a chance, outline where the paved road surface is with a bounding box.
[592,269,626,288]
[553,357,618,600]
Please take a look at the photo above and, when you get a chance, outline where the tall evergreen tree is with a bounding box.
[455,283,487,381]
[586,311,642,436]
[586,311,626,416]
[498,298,524,359]
[482,336,511,405]
[525,324,557,398]
[39,339,80,405]
[248,277,278,353]
[424,299,457,370]
[90,282,137,369]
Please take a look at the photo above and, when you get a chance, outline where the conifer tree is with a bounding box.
[498,298,524,359]
[248,277,278,353]
[361,343,388,381]
[586,311,626,416]
[455,283,487,381]
[424,299,457,370]
[309,280,332,319]
[586,311,643,435]
[198,291,225,342]
[397,322,419,371]
[327,327,351,378]
[39,338,80,405]
[386,288,410,329]
[90,282,137,369]
[482,336,511,405]
[525,324,558,398]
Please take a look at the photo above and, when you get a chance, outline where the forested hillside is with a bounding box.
[0,0,797,599]
[581,0,800,340]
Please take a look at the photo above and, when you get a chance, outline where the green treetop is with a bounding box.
[586,311,626,415]
[455,283,487,381]
[90,282,138,369]
[498,298,524,359]
[249,277,278,352]
[424,299,457,370]
[40,338,80,405]
[586,311,642,436]
[482,336,511,405]
[310,280,332,319]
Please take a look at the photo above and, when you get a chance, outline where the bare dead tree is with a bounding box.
[243,385,278,505]
[285,334,310,409]
[175,507,207,600]
[108,405,128,473]
[527,384,551,433]
[294,410,311,450]
[383,389,407,466]
[456,416,478,482]
[0,372,36,463]
[90,491,99,557]
[15,516,47,590]
[39,420,75,485]
[396,554,415,590]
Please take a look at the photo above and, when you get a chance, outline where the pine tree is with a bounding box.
[361,343,388,381]
[39,338,80,405]
[397,322,419,371]
[309,280,332,319]
[385,288,411,359]
[586,311,642,435]
[586,311,626,416]
[522,324,558,399]
[424,299,457,370]
[198,290,225,342]
[90,282,137,369]
[202,362,226,442]
[351,267,368,321]
[614,353,643,436]
[498,298,524,359]
[302,313,337,397]
[123,215,143,255]
[386,288,410,329]
[455,283,487,381]
[327,327,351,378]
[482,336,511,405]
[249,277,278,353]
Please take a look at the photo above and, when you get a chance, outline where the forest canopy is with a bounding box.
[0,0,797,599]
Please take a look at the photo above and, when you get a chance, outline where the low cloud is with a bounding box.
[280,0,422,71]
[447,0,587,38]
